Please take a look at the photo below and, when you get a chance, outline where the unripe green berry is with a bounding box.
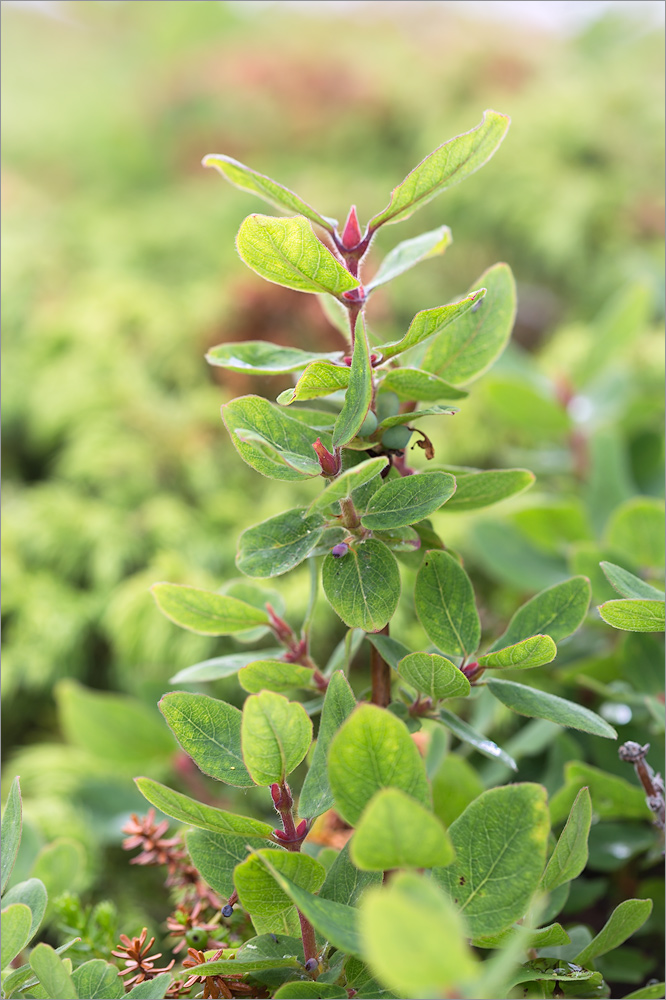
[375,391,400,422]
[186,927,209,948]
[381,425,413,451]
[358,410,378,437]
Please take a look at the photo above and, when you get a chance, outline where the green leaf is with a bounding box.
[415,550,481,658]
[318,842,381,906]
[169,647,284,684]
[606,497,665,570]
[473,922,571,949]
[1,903,32,970]
[623,984,666,999]
[484,377,571,437]
[236,508,325,579]
[476,635,557,670]
[369,109,510,228]
[239,660,316,694]
[327,704,430,825]
[574,898,653,965]
[56,680,174,769]
[206,341,340,374]
[151,583,268,636]
[134,777,273,840]
[308,457,388,515]
[434,783,550,937]
[488,576,591,652]
[234,850,326,935]
[159,692,253,787]
[351,789,454,871]
[125,973,173,999]
[360,872,477,1000]
[376,289,486,362]
[71,960,125,1000]
[437,708,517,770]
[299,671,357,820]
[237,215,359,298]
[241,691,312,785]
[332,316,372,447]
[600,561,665,600]
[249,851,363,956]
[192,955,302,976]
[541,788,592,893]
[440,467,535,512]
[486,679,617,739]
[2,776,22,893]
[549,761,652,825]
[361,472,456,530]
[274,984,347,999]
[203,154,337,232]
[1,879,47,942]
[431,754,484,828]
[278,361,351,405]
[322,538,400,631]
[29,942,77,1000]
[376,403,458,431]
[598,598,665,632]
[222,395,325,481]
[379,367,468,402]
[398,652,470,700]
[186,828,272,900]
[234,933,304,989]
[2,940,81,997]
[421,262,517,384]
[366,226,452,291]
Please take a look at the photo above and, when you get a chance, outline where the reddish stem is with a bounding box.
[370,624,391,708]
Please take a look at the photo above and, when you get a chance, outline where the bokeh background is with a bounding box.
[2,0,664,987]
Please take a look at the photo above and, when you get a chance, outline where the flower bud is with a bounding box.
[296,819,308,838]
[270,783,282,808]
[331,543,348,558]
[312,438,341,477]
[340,205,362,249]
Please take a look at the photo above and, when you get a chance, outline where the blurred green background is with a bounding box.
[2,0,664,982]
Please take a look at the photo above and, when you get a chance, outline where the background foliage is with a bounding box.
[2,0,664,995]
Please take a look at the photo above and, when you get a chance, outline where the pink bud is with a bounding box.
[270,784,282,808]
[312,438,341,477]
[341,205,362,249]
[296,819,308,838]
[273,828,290,842]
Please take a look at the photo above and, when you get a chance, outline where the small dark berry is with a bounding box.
[221,904,234,918]
[304,958,318,973]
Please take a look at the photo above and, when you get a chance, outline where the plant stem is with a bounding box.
[340,496,360,529]
[299,910,318,969]
[370,624,391,708]
[273,782,319,973]
[618,741,665,832]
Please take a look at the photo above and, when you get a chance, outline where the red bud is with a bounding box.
[270,784,282,808]
[313,438,341,477]
[273,828,290,842]
[341,205,362,249]
[296,819,308,838]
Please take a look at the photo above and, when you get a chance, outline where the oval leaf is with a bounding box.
[376,288,486,362]
[327,704,430,825]
[332,316,372,448]
[203,154,337,232]
[298,671,357,820]
[322,539,400,632]
[151,583,268,636]
[422,262,516,384]
[379,367,468,402]
[361,472,456,530]
[238,660,316,694]
[234,849,326,935]
[486,678,617,738]
[169,647,283,684]
[159,692,253,787]
[600,561,665,600]
[366,225,452,291]
[441,467,535,512]
[186,828,269,901]
[206,341,340,374]
[1,903,32,970]
[1,776,22,894]
[598,598,665,632]
[369,109,510,228]
[415,550,481,657]
[309,457,389,516]
[398,652,470,700]
[278,361,351,405]
[574,898,653,965]
[434,783,550,937]
[1,879,47,942]
[351,789,454,871]
[237,509,325,578]
[476,635,557,670]
[541,788,592,893]
[241,691,312,785]
[437,708,517,770]
[488,576,591,652]
[237,215,359,298]
[222,395,325,481]
[135,777,273,840]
